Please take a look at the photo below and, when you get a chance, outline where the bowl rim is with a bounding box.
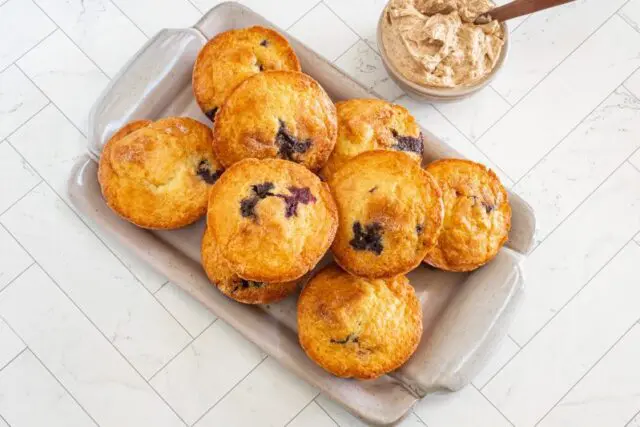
[376,2,510,99]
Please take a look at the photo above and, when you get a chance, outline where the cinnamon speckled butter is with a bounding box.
[381,0,504,88]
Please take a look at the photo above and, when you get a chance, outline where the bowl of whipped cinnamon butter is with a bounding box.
[378,0,509,101]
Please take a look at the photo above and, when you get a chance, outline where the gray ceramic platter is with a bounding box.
[68,2,536,425]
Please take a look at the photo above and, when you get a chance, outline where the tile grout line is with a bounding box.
[0,225,191,427]
[313,397,341,426]
[190,356,269,427]
[322,0,379,52]
[106,0,154,38]
[331,37,362,65]
[0,260,35,299]
[484,229,639,390]
[153,280,171,295]
[510,75,640,188]
[14,65,89,137]
[411,409,430,427]
[509,147,640,262]
[0,99,51,149]
[27,3,114,80]
[474,384,515,427]
[617,1,640,35]
[0,413,10,427]
[628,159,640,175]
[285,0,322,31]
[428,99,516,184]
[0,180,42,218]
[185,0,207,15]
[0,27,57,74]
[146,317,218,382]
[625,408,640,427]
[1,141,189,338]
[534,318,640,426]
[0,346,28,377]
[14,345,101,427]
[491,2,631,110]
[490,84,513,107]
[282,392,320,427]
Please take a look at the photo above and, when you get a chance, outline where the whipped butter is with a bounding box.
[381,0,504,88]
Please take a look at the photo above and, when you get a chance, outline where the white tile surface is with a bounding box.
[0,264,184,427]
[154,282,216,337]
[513,88,640,240]
[0,65,48,140]
[0,350,96,427]
[110,0,200,37]
[0,0,55,70]
[435,87,511,141]
[484,242,640,427]
[413,385,511,427]
[8,105,168,292]
[288,3,359,62]
[629,413,640,427]
[287,401,337,427]
[334,40,404,101]
[0,141,40,214]
[316,395,425,427]
[17,31,109,133]
[620,0,640,33]
[150,320,263,424]
[477,16,640,181]
[626,67,640,100]
[323,0,388,51]
[0,225,32,292]
[509,164,640,346]
[0,184,190,379]
[33,0,147,77]
[395,96,514,186]
[188,0,223,14]
[538,324,640,427]
[473,336,519,389]
[195,357,317,427]
[238,0,319,29]
[492,0,628,104]
[0,317,25,370]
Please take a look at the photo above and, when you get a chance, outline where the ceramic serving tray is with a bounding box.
[67,2,536,425]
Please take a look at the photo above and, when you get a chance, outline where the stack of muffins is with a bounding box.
[98,26,511,380]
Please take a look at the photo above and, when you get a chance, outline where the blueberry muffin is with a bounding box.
[213,71,337,171]
[329,151,443,278]
[201,226,298,304]
[423,159,511,272]
[193,26,301,121]
[298,264,422,379]
[321,99,423,179]
[98,117,222,229]
[207,158,337,283]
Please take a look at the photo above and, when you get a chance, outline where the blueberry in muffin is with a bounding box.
[321,98,423,179]
[423,159,511,271]
[201,226,298,304]
[98,117,222,229]
[207,158,338,283]
[213,71,337,171]
[329,150,443,278]
[298,263,422,379]
[192,26,300,122]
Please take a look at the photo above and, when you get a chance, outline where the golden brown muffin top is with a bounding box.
[329,151,443,278]
[298,264,422,379]
[98,117,222,229]
[213,70,337,171]
[192,26,301,120]
[201,226,298,304]
[207,158,337,283]
[423,158,511,271]
[321,98,423,179]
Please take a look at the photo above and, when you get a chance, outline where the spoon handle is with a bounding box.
[475,0,575,24]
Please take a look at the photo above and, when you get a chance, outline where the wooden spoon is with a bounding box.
[475,0,575,24]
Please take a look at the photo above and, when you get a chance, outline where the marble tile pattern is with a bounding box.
[0,1,639,426]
